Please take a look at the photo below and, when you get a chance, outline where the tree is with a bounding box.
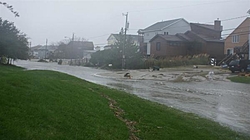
[0,18,29,64]
[0,2,20,17]
[89,31,145,69]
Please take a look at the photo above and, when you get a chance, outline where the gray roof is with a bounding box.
[191,23,222,31]
[176,33,194,42]
[150,34,185,42]
[139,18,185,33]
[110,34,142,42]
[35,45,57,51]
[186,31,224,42]
[192,23,214,30]
[68,41,94,50]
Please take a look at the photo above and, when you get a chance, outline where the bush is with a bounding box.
[145,54,209,68]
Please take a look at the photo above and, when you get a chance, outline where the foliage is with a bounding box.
[0,2,19,17]
[0,18,29,64]
[54,42,67,59]
[0,65,249,139]
[228,76,250,84]
[89,33,145,69]
[145,54,209,68]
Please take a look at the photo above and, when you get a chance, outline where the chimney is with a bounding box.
[214,18,221,31]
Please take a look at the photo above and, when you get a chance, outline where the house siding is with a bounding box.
[150,37,168,57]
[108,35,116,45]
[150,37,187,58]
[203,42,224,60]
[141,19,190,55]
[143,19,190,43]
[224,18,250,54]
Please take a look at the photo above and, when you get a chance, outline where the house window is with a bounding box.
[164,32,168,35]
[232,35,239,43]
[169,41,180,46]
[156,42,161,51]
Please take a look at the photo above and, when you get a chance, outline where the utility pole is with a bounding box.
[248,9,250,60]
[122,12,128,70]
[72,33,75,42]
[45,39,48,59]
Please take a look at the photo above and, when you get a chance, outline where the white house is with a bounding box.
[138,18,191,55]
[31,45,57,59]
[107,34,142,46]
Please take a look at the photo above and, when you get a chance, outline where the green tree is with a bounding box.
[0,18,29,64]
[90,32,144,69]
[0,2,19,17]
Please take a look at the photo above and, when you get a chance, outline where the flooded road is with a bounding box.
[15,60,250,134]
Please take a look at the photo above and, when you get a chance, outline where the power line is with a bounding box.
[127,0,235,13]
[223,25,250,31]
[87,30,120,40]
[132,15,249,32]
[203,15,249,24]
[221,31,250,37]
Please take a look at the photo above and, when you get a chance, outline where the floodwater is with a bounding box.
[15,60,250,134]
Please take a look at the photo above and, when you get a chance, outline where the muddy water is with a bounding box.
[15,60,250,134]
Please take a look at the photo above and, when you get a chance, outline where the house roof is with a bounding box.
[190,23,222,31]
[139,18,188,33]
[31,45,42,50]
[149,34,186,42]
[68,41,94,50]
[186,31,224,43]
[108,34,142,42]
[176,33,194,42]
[225,17,250,40]
[32,45,57,51]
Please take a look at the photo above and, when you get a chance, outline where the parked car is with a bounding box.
[247,64,250,72]
[228,59,250,73]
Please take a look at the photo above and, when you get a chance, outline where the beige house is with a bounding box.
[224,17,250,56]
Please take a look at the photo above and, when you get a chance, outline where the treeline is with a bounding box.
[0,18,29,64]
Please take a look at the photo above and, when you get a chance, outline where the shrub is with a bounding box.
[145,54,209,68]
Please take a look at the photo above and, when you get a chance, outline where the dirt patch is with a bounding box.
[88,88,140,140]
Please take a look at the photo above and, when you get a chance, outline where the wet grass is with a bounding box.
[0,64,249,140]
[228,76,250,84]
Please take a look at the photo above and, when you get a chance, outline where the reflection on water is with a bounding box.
[15,60,250,134]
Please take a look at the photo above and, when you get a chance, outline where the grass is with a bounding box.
[228,75,250,84]
[0,64,249,140]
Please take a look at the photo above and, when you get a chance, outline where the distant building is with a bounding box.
[30,45,57,59]
[65,41,94,59]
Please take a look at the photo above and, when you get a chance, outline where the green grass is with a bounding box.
[0,64,249,140]
[228,76,250,84]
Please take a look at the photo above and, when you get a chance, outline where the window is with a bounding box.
[156,42,161,51]
[232,35,239,43]
[169,41,180,46]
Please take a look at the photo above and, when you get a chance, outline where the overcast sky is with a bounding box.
[1,0,250,47]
